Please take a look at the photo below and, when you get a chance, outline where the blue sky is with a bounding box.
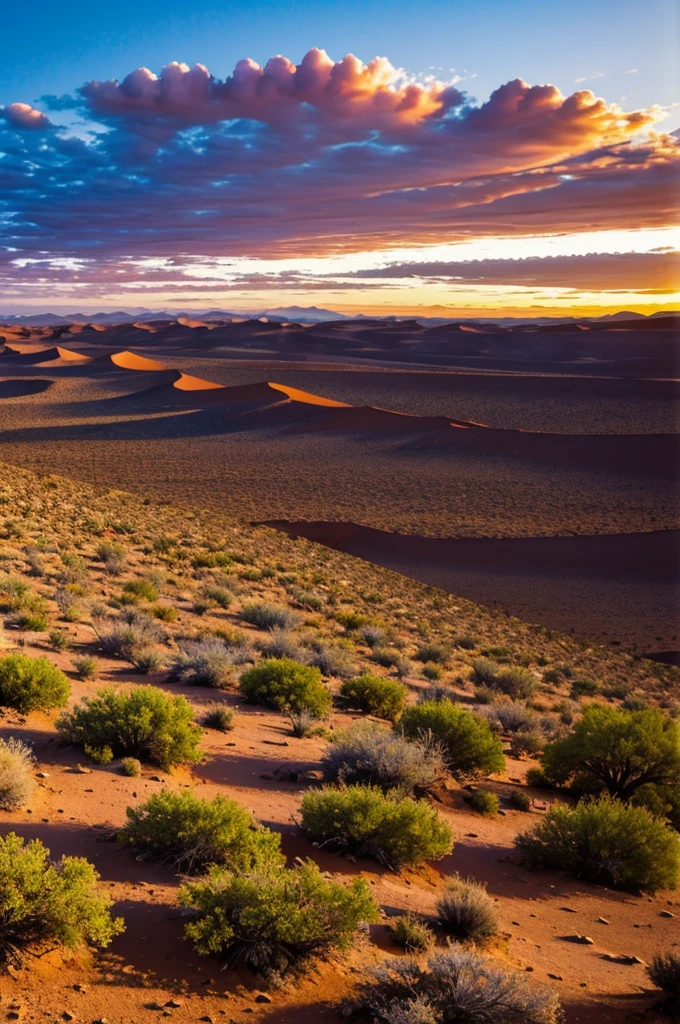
[1,0,677,314]
[4,0,678,123]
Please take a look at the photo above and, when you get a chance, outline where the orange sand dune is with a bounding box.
[0,345,90,366]
[172,371,224,391]
[177,316,211,329]
[90,350,170,371]
[268,382,349,407]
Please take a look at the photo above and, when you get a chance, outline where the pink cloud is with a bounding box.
[1,102,51,129]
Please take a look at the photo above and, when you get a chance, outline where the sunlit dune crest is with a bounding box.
[172,371,225,391]
[109,350,169,371]
[268,382,349,407]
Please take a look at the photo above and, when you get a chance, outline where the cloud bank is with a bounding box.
[0,47,678,302]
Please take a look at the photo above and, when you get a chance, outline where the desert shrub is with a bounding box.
[93,611,164,662]
[151,603,178,622]
[57,686,202,770]
[509,790,531,812]
[348,947,561,1024]
[454,634,477,650]
[48,628,70,652]
[299,784,453,868]
[54,586,84,622]
[389,913,434,953]
[171,638,236,688]
[336,611,368,631]
[73,655,98,681]
[179,860,378,976]
[466,789,500,816]
[121,790,283,874]
[415,642,450,665]
[400,701,505,779]
[120,756,142,777]
[633,782,680,831]
[239,658,331,717]
[96,540,126,574]
[0,653,70,712]
[13,593,49,632]
[0,832,124,968]
[516,796,680,893]
[322,723,446,796]
[360,626,388,649]
[257,627,304,661]
[436,875,498,940]
[129,646,163,674]
[203,705,234,731]
[509,729,545,758]
[240,602,299,630]
[0,737,34,810]
[492,701,535,734]
[289,708,321,737]
[201,584,232,609]
[540,706,680,801]
[422,663,442,682]
[471,659,537,699]
[647,952,680,1012]
[84,743,114,765]
[418,683,457,704]
[340,674,408,722]
[371,647,403,669]
[309,642,357,679]
[122,578,159,603]
[570,678,599,699]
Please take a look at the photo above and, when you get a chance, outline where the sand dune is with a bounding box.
[0,378,54,397]
[89,350,170,371]
[0,344,90,366]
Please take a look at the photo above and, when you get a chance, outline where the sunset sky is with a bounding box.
[1,0,678,317]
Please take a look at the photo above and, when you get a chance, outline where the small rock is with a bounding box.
[73,764,91,774]
[660,911,675,918]
[165,1001,182,1009]
[547,974,563,981]
[37,771,50,778]
[597,917,609,925]
[559,907,577,913]
[602,953,646,965]
[62,1014,75,1022]
[254,994,272,1004]
[565,935,595,945]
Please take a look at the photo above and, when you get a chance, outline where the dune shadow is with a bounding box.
[0,378,54,397]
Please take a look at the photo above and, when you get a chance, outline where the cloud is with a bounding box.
[0,46,677,302]
[342,251,680,292]
[1,102,52,129]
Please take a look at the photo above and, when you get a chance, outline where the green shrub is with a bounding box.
[466,789,500,817]
[0,653,70,712]
[289,708,321,737]
[349,947,561,1024]
[120,756,142,777]
[129,646,163,674]
[322,722,446,796]
[72,655,98,681]
[93,611,164,662]
[239,658,331,717]
[179,860,378,975]
[509,790,531,812]
[151,603,178,622]
[335,611,368,631]
[415,642,450,664]
[15,610,49,632]
[436,875,498,940]
[389,913,434,952]
[49,628,70,652]
[240,602,299,630]
[471,659,537,699]
[57,686,202,770]
[201,585,232,609]
[172,637,236,688]
[121,791,284,874]
[633,782,680,831]
[509,729,545,758]
[454,635,477,650]
[400,700,505,779]
[540,706,680,801]
[299,784,453,868]
[422,662,443,681]
[84,743,114,765]
[308,641,357,679]
[122,579,159,603]
[203,705,234,731]
[0,737,34,810]
[569,678,598,699]
[516,796,680,893]
[340,674,407,721]
[0,832,124,968]
[647,952,680,1013]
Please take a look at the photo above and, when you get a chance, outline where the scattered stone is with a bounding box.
[300,769,324,782]
[602,954,646,966]
[73,765,92,774]
[565,935,595,945]
[61,1014,75,1022]
[36,772,50,779]
[547,974,563,981]
[660,911,675,918]
[559,907,577,913]
[254,994,272,1004]
[597,917,609,925]
[165,1001,182,1009]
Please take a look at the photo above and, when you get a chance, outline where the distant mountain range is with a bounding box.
[0,306,676,327]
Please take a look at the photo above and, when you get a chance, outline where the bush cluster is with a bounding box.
[0,832,124,968]
[322,723,447,796]
[57,686,202,770]
[471,659,537,699]
[340,674,408,721]
[239,658,331,717]
[121,791,284,874]
[179,861,378,976]
[436,875,498,940]
[0,737,35,810]
[400,700,505,779]
[516,796,680,893]
[0,653,70,712]
[172,637,236,688]
[299,784,453,868]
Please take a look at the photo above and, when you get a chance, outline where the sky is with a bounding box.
[1,0,678,316]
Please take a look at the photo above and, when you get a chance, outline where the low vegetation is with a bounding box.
[299,783,453,868]
[340,674,408,721]
[516,796,680,893]
[0,653,70,712]
[179,860,378,976]
[388,913,435,953]
[322,722,447,795]
[400,700,505,779]
[647,951,680,1014]
[348,947,562,1024]
[239,658,331,716]
[436,874,498,940]
[57,686,202,769]
[0,737,34,810]
[0,832,124,968]
[121,791,284,873]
